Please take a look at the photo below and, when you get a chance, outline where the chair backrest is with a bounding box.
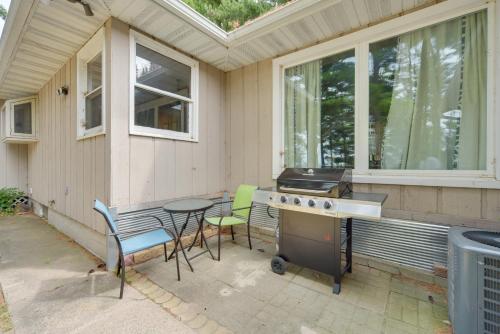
[93,199,118,234]
[232,184,258,219]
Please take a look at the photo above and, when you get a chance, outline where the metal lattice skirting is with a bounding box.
[117,200,449,272]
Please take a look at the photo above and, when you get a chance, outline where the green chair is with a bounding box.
[205,184,258,261]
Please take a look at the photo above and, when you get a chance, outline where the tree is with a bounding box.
[0,4,7,21]
[183,0,290,31]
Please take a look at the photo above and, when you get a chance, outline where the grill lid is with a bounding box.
[277,168,352,198]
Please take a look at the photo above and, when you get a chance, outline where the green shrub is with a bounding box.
[0,188,25,215]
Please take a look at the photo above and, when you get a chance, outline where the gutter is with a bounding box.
[151,0,343,48]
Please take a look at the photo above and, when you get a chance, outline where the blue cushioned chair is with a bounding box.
[93,199,179,299]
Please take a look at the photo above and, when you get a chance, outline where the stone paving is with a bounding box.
[134,234,451,334]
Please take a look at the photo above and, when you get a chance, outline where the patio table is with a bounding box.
[164,198,215,272]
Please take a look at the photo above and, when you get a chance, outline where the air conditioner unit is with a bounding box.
[448,227,500,334]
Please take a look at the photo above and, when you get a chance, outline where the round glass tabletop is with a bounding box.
[163,198,214,213]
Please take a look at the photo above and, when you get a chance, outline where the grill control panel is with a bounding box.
[254,189,386,220]
[264,193,338,217]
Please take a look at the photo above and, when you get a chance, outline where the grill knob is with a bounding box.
[280,196,287,203]
[324,201,332,209]
[308,199,316,207]
[294,198,301,205]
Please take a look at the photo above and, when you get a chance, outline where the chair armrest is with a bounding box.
[111,225,175,237]
[231,205,256,212]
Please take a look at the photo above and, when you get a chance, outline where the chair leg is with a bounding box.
[174,241,180,281]
[163,243,168,262]
[247,223,252,250]
[119,255,125,299]
[218,224,221,261]
[116,257,122,277]
[230,225,235,240]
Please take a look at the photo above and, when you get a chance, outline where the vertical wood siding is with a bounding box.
[108,20,226,211]
[0,140,28,191]
[28,57,107,234]
[225,60,500,228]
[225,59,274,191]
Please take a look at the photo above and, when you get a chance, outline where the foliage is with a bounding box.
[183,0,290,31]
[320,50,356,169]
[0,4,7,21]
[0,188,24,215]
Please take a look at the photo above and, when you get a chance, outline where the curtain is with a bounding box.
[284,60,321,168]
[381,11,487,170]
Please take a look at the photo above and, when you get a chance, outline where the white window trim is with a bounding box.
[129,30,199,142]
[8,96,38,138]
[76,27,105,140]
[2,96,38,142]
[272,0,500,189]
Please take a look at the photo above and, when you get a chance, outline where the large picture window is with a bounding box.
[284,50,355,169]
[130,32,199,141]
[369,11,487,171]
[274,4,493,186]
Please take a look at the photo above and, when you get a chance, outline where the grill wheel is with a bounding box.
[271,256,287,275]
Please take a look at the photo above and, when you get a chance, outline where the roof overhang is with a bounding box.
[0,0,442,99]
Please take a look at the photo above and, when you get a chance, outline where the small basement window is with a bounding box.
[130,31,199,141]
[0,96,38,143]
[77,28,105,139]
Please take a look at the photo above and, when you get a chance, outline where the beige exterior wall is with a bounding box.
[107,19,226,212]
[27,56,108,234]
[225,60,274,191]
[224,60,500,229]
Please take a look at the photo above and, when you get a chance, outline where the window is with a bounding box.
[273,3,494,186]
[130,31,199,141]
[369,11,487,171]
[0,96,38,143]
[284,50,355,169]
[77,28,105,139]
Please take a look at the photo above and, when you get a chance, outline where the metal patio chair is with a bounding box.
[93,199,179,299]
[205,185,258,261]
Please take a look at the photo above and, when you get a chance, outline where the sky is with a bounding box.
[0,0,11,35]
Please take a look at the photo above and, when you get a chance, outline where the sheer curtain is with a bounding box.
[381,11,487,170]
[284,60,321,168]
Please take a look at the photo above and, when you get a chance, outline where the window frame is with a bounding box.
[76,27,105,140]
[272,0,498,188]
[9,96,37,138]
[129,30,199,142]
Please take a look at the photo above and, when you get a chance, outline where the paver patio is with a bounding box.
[0,214,192,334]
[134,232,451,334]
[0,214,451,334]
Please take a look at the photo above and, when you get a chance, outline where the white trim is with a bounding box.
[1,95,38,143]
[76,27,105,140]
[272,0,498,189]
[129,30,199,142]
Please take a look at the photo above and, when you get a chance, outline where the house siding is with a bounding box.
[224,60,500,229]
[27,57,108,234]
[107,19,227,212]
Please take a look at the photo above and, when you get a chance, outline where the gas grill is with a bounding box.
[253,168,387,294]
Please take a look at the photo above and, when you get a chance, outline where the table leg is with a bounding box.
[168,212,194,272]
[187,212,201,252]
[198,210,215,260]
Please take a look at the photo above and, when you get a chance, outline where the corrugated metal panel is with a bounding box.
[119,199,448,271]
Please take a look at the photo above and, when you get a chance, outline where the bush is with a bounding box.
[0,187,25,215]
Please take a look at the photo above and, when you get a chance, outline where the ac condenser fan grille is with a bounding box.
[483,256,500,333]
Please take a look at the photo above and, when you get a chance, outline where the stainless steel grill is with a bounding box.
[254,168,387,294]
